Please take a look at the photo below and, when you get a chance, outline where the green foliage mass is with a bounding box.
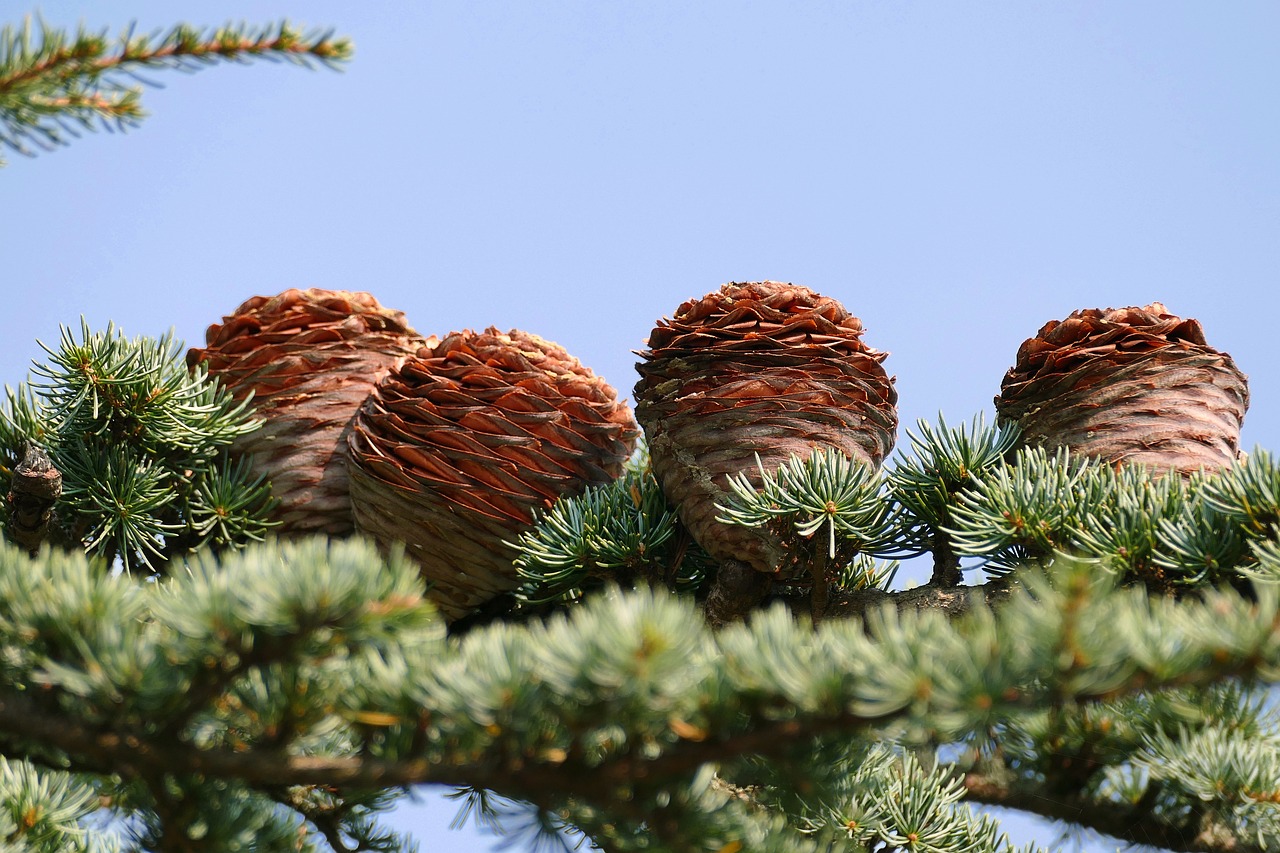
[0,532,1277,850]
[511,462,714,607]
[0,321,276,571]
[0,536,435,851]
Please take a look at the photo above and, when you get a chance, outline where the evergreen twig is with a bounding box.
[0,15,352,163]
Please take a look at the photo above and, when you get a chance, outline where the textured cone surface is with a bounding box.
[635,281,898,576]
[187,289,426,535]
[347,328,639,620]
[996,303,1249,475]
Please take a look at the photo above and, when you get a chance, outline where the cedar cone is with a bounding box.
[996,303,1249,475]
[187,289,426,535]
[346,328,639,620]
[634,281,898,579]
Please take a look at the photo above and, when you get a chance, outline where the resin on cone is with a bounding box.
[347,328,638,620]
[996,303,1248,475]
[634,281,898,578]
[187,289,426,535]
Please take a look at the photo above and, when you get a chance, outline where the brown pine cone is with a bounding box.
[187,289,426,535]
[996,303,1248,475]
[346,328,639,621]
[634,281,898,580]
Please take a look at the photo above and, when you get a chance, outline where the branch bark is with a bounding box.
[789,573,1017,622]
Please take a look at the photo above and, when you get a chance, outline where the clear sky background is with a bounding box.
[4,2,1278,850]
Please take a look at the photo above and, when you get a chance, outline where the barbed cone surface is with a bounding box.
[187,289,426,535]
[634,281,898,578]
[996,303,1248,475]
[347,328,639,620]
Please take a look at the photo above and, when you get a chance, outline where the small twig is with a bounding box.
[5,442,62,555]
[792,574,1017,622]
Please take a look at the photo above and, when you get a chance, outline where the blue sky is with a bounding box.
[5,2,1278,850]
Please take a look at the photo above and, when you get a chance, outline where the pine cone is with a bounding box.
[346,328,639,620]
[996,303,1248,475]
[187,289,426,535]
[634,281,898,578]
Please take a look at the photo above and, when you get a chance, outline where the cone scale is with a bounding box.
[996,303,1248,475]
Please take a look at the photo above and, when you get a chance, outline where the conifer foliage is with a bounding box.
[0,15,351,164]
[0,321,274,572]
[3,12,1280,853]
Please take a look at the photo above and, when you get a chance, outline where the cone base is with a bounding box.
[1000,348,1247,476]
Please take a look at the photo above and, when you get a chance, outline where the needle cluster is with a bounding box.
[511,464,713,607]
[0,320,276,571]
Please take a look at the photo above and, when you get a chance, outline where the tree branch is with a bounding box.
[0,586,1274,853]
[790,573,1017,622]
[962,771,1263,853]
